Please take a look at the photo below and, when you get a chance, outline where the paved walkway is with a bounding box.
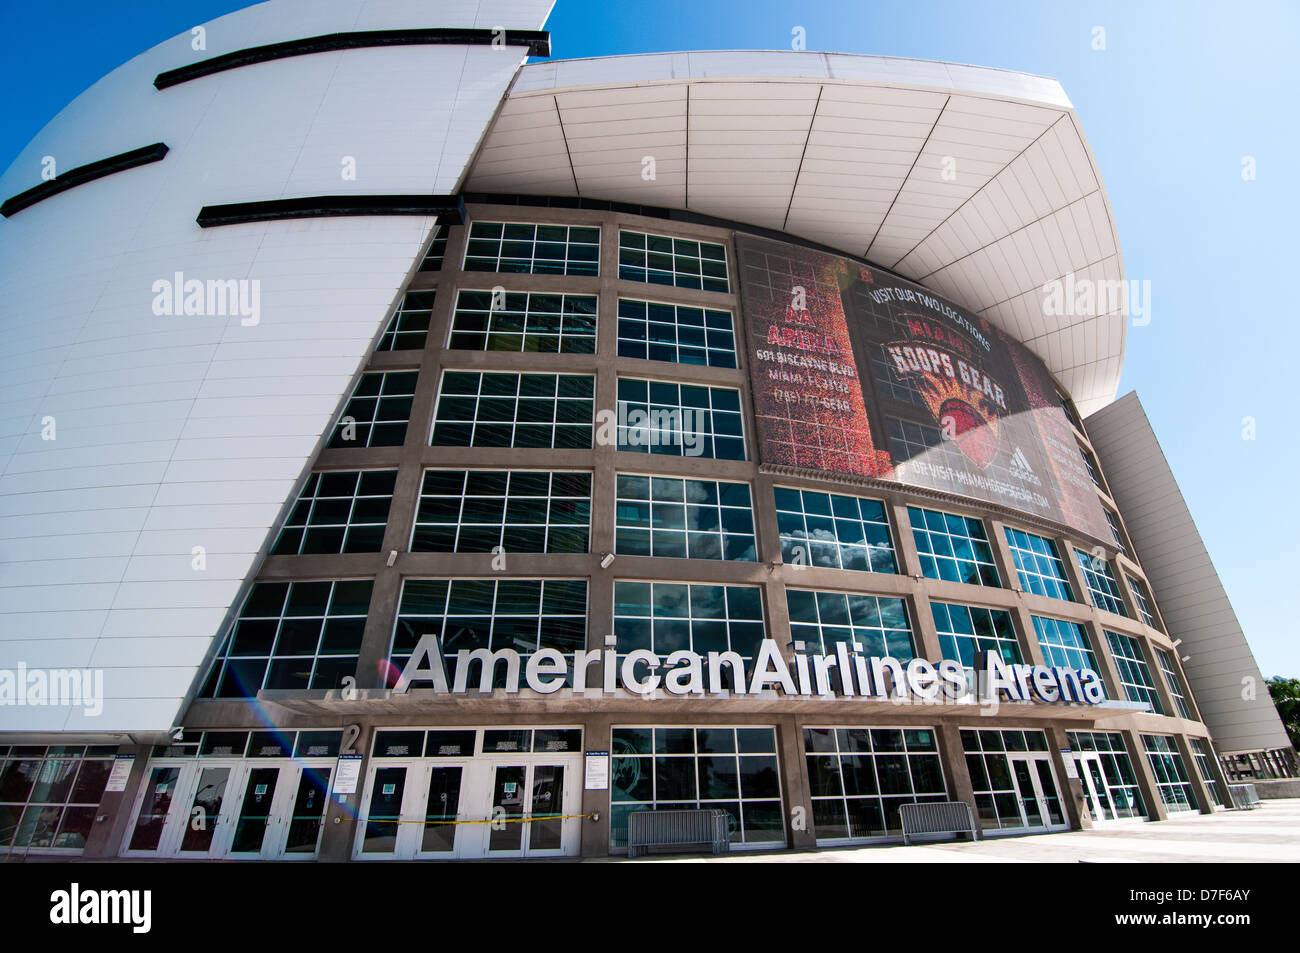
[616,799,1300,863]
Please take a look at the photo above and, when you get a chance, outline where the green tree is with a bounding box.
[1266,676,1300,750]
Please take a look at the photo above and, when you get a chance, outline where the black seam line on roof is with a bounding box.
[553,96,579,197]
[983,249,1117,332]
[153,28,551,89]
[458,192,921,287]
[684,84,690,210]
[894,113,1071,275]
[864,95,949,262]
[196,194,466,228]
[1,142,169,218]
[782,85,824,234]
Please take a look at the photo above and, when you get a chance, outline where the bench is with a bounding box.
[899,801,979,845]
[627,808,731,858]
[1228,783,1261,810]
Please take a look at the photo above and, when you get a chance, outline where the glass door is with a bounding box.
[1010,758,1046,829]
[526,764,567,855]
[417,765,464,857]
[124,764,184,854]
[227,766,282,857]
[176,764,235,856]
[1007,754,1066,832]
[487,765,527,854]
[279,764,333,859]
[359,763,413,856]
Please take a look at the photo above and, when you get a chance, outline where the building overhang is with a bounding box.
[464,50,1126,415]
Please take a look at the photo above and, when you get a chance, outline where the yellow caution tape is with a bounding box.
[374,813,594,826]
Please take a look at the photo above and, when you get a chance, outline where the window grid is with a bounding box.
[1003,528,1074,601]
[960,729,1063,831]
[618,230,729,293]
[615,474,755,562]
[449,290,596,354]
[908,506,999,587]
[804,727,947,841]
[612,582,766,690]
[931,602,1023,668]
[390,579,588,688]
[616,378,745,460]
[1031,616,1103,690]
[201,580,373,698]
[885,417,967,471]
[1079,444,1105,491]
[616,298,736,368]
[869,352,929,409]
[412,469,591,554]
[1126,575,1157,628]
[1066,731,1146,819]
[1142,734,1197,812]
[610,727,783,849]
[417,224,449,272]
[329,371,418,449]
[774,487,897,574]
[1103,508,1127,553]
[432,371,595,449]
[1157,648,1194,720]
[376,291,436,351]
[1105,630,1163,714]
[1190,738,1226,807]
[1074,549,1128,616]
[272,470,396,556]
[463,221,600,276]
[786,590,915,660]
[0,746,117,852]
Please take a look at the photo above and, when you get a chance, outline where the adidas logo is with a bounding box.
[1010,447,1035,474]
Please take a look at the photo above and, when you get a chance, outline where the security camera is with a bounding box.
[169,726,184,742]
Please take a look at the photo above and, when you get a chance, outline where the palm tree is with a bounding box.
[1266,676,1300,750]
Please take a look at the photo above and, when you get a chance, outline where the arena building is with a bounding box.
[0,0,1292,860]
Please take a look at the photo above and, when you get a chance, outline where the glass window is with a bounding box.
[870,351,930,409]
[1065,730,1146,819]
[1105,631,1163,714]
[931,602,1022,668]
[616,378,745,460]
[1190,738,1226,807]
[200,580,372,698]
[960,729,1057,830]
[616,299,736,368]
[272,470,396,556]
[449,290,596,354]
[1157,648,1194,720]
[885,417,967,470]
[803,726,945,841]
[775,487,897,574]
[1126,575,1157,628]
[413,470,591,555]
[612,582,765,691]
[786,590,915,661]
[1003,528,1074,602]
[1103,508,1127,553]
[1079,444,1105,491]
[1074,549,1128,616]
[1141,735,1197,812]
[907,506,999,586]
[432,371,595,450]
[328,371,419,449]
[463,221,600,276]
[417,224,449,272]
[1031,616,1104,694]
[611,726,780,847]
[376,291,435,351]
[618,230,729,293]
[0,748,116,852]
[390,579,587,689]
[616,475,755,562]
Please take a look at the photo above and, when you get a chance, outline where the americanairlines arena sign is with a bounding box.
[392,635,1105,706]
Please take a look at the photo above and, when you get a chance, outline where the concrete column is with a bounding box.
[1045,725,1090,830]
[315,721,373,861]
[81,744,152,858]
[1174,733,1216,815]
[1122,728,1167,821]
[936,723,982,833]
[781,715,816,849]
[580,713,614,857]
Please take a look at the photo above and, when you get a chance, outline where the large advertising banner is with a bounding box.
[736,233,1111,542]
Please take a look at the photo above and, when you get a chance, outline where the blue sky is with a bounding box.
[2,0,1296,675]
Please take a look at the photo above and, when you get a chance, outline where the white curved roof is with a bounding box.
[465,50,1125,414]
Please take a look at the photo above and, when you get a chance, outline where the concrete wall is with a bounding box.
[1085,391,1291,755]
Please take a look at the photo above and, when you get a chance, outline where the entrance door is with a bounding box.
[1008,754,1066,831]
[481,760,577,858]
[228,762,335,859]
[355,760,471,860]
